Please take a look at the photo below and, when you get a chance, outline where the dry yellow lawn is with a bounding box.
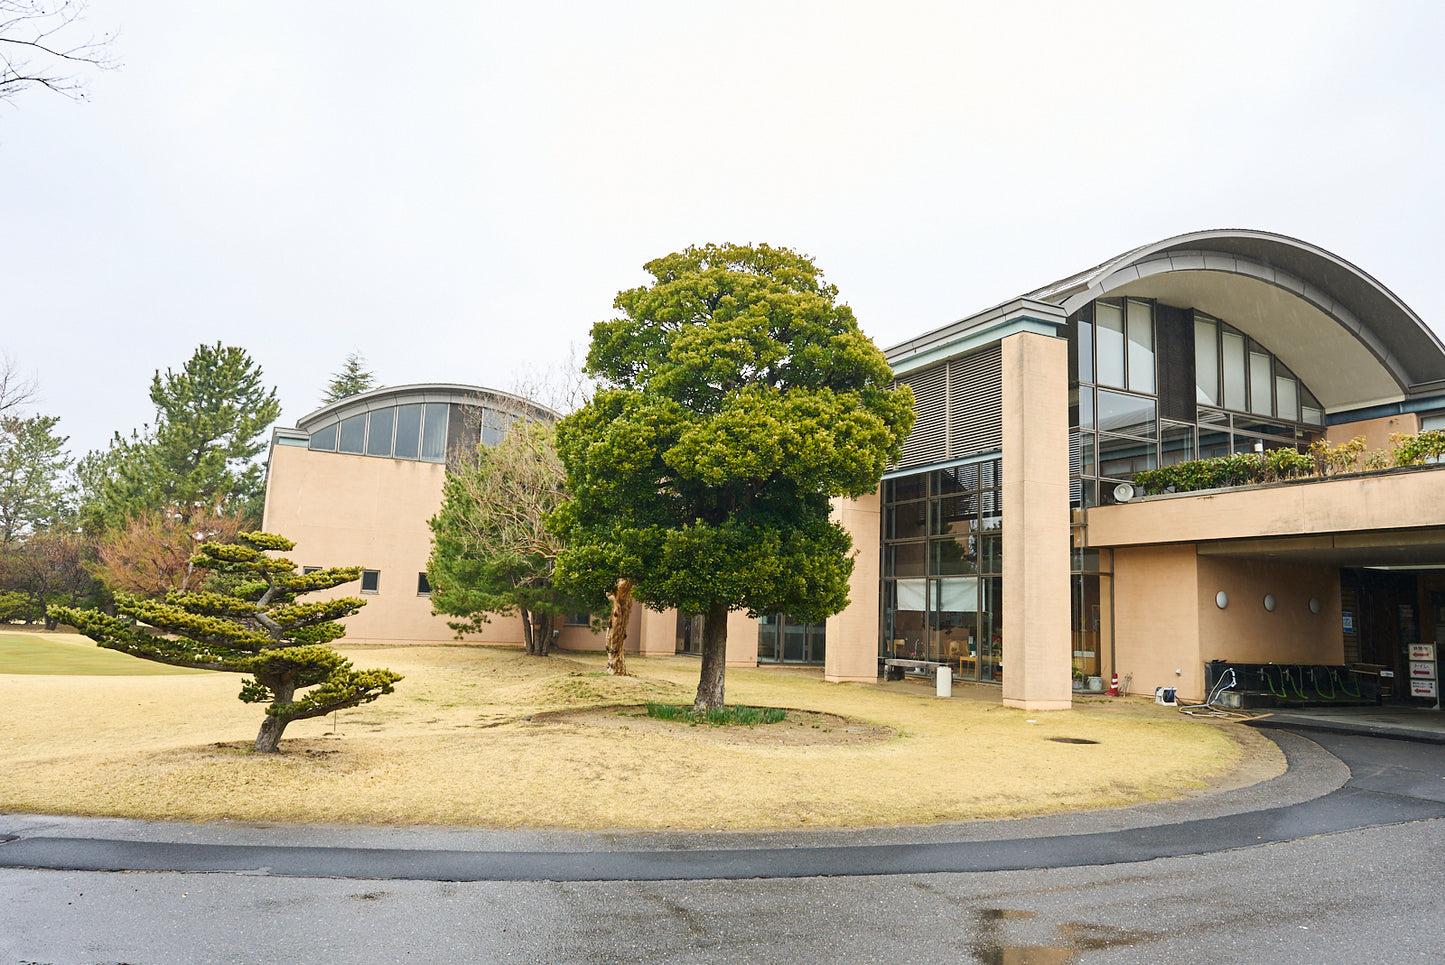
[0,637,1276,829]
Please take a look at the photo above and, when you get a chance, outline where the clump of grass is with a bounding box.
[644,702,787,726]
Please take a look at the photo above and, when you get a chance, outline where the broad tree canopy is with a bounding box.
[551,243,913,709]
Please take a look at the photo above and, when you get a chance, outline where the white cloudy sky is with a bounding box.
[3,1,1442,458]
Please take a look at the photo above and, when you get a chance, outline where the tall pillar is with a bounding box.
[826,491,881,682]
[1001,330,1072,710]
[726,610,760,666]
[636,607,678,656]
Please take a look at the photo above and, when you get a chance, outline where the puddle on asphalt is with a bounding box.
[972,908,1146,963]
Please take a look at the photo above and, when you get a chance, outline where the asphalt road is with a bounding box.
[4,730,1445,964]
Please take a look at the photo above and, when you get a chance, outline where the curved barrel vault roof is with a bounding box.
[1024,229,1445,411]
[889,230,1445,414]
[293,383,558,433]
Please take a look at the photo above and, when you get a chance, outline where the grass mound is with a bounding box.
[0,645,1275,828]
[645,701,787,726]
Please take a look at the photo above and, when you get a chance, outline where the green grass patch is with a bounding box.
[0,631,211,676]
[644,701,787,726]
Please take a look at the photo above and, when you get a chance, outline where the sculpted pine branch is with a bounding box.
[51,531,400,752]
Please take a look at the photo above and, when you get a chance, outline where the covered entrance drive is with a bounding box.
[1196,527,1445,703]
[1085,465,1445,702]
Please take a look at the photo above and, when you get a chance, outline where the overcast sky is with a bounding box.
[3,1,1442,458]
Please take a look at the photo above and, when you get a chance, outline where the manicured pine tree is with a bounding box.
[51,531,401,753]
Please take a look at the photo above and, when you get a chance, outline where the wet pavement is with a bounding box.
[1247,702,1445,744]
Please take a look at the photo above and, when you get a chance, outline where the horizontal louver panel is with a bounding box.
[896,365,947,469]
[949,346,1002,459]
[891,345,1004,470]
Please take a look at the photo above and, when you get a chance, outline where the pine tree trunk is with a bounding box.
[536,612,552,656]
[253,675,296,753]
[253,715,289,753]
[521,610,535,654]
[692,600,729,712]
[606,578,632,676]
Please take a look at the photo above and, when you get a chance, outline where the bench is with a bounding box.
[883,658,947,681]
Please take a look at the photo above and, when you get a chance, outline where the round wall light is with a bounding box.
[1263,594,1277,612]
[1309,597,1322,614]
[1215,591,1228,609]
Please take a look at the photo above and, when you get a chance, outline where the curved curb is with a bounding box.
[2,730,1439,881]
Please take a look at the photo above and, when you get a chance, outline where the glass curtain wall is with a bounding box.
[1071,548,1112,682]
[1070,299,1323,509]
[881,461,1003,682]
[757,615,826,664]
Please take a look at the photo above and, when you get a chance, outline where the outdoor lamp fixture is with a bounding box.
[1309,597,1322,614]
[1263,594,1277,612]
[1215,591,1228,609]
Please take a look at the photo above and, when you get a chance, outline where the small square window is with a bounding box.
[417,572,432,597]
[360,570,380,594]
[302,566,321,574]
[564,612,590,627]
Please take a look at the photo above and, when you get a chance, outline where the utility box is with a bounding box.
[936,665,952,698]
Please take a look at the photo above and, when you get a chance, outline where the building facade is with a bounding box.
[263,231,1445,711]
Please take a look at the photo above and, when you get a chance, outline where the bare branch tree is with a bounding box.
[508,343,593,417]
[0,0,115,105]
[0,353,36,415]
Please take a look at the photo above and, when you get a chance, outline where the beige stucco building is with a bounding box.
[264,230,1445,711]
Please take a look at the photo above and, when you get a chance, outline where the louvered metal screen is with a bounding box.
[948,346,1003,459]
[892,346,1003,470]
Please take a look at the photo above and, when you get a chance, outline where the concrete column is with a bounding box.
[826,492,882,682]
[636,607,678,656]
[726,610,760,666]
[1001,330,1072,710]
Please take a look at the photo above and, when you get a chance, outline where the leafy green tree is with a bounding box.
[51,532,401,753]
[321,351,378,404]
[428,421,597,656]
[75,343,281,531]
[0,413,72,545]
[72,427,151,535]
[550,243,914,711]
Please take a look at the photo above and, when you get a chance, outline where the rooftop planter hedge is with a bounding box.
[1131,430,1445,497]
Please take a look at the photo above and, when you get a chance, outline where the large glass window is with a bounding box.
[366,407,395,457]
[337,414,366,454]
[1126,300,1154,393]
[308,423,337,452]
[1194,317,1219,405]
[394,403,423,460]
[1221,331,1246,411]
[1097,434,1156,478]
[1095,300,1126,388]
[421,402,449,461]
[1248,351,1273,416]
[1096,390,1157,438]
[881,462,1002,682]
[1160,422,1195,466]
[1275,375,1298,422]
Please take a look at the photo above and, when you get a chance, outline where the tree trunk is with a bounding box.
[253,675,296,753]
[521,609,535,654]
[606,578,632,676]
[253,714,289,753]
[536,611,551,656]
[692,600,729,712]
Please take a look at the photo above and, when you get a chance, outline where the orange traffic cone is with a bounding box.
[1108,672,1119,696]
